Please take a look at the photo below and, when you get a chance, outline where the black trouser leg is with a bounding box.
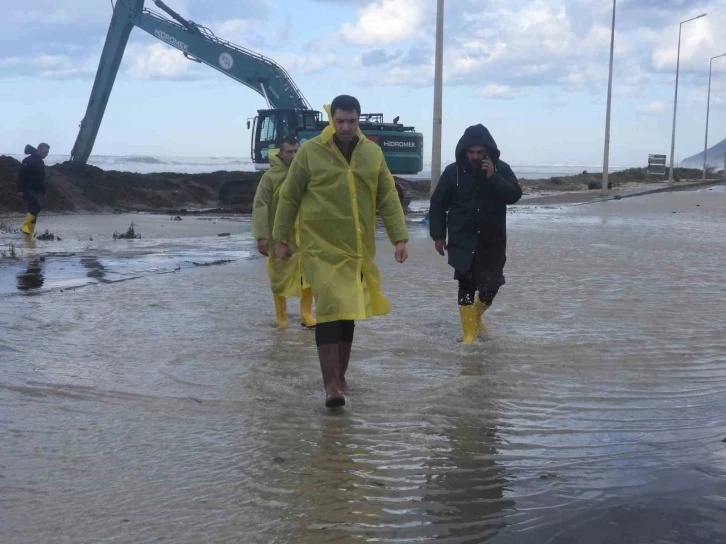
[478,290,498,306]
[458,278,499,307]
[315,320,355,346]
[25,190,43,217]
[457,278,477,306]
[338,322,355,392]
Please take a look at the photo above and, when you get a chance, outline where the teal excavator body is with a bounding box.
[70,0,423,175]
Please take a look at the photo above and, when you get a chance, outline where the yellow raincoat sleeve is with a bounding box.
[273,150,310,245]
[376,160,409,245]
[251,173,273,241]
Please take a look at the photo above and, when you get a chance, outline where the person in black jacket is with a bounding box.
[429,125,521,343]
[17,143,50,236]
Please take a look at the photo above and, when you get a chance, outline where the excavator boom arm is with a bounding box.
[136,8,310,110]
[70,0,144,163]
[70,0,310,163]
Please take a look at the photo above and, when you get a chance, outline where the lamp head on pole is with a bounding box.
[682,13,706,25]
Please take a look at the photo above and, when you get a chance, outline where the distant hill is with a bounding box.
[680,137,726,169]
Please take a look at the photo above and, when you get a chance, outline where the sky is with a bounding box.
[1,0,725,168]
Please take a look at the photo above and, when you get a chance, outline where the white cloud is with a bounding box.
[648,13,724,71]
[0,57,23,68]
[125,43,196,79]
[273,53,338,76]
[688,80,726,106]
[7,8,74,24]
[584,24,632,57]
[339,0,427,46]
[216,19,257,37]
[637,101,665,114]
[479,84,523,99]
[0,53,97,78]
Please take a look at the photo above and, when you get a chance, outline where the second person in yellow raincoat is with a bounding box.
[252,137,316,329]
[273,95,409,408]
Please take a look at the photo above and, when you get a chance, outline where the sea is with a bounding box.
[3,154,635,180]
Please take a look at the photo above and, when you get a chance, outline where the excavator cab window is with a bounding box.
[258,114,277,160]
[254,110,301,163]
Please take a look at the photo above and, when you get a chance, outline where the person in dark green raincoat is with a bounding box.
[429,124,522,343]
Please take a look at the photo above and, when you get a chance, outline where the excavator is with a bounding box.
[70,0,424,175]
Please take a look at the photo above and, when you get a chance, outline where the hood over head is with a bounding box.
[455,124,500,166]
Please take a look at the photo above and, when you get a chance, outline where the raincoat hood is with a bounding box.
[321,104,365,144]
[267,149,287,170]
[268,149,282,168]
[455,124,500,166]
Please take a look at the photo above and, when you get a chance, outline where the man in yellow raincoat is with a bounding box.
[273,95,409,408]
[252,137,316,329]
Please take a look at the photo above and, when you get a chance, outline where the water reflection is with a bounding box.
[422,359,514,542]
[81,256,107,281]
[292,389,514,542]
[16,257,45,292]
[424,416,513,542]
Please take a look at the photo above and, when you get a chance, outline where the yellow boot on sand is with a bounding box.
[459,305,479,344]
[474,298,490,336]
[274,295,288,329]
[300,287,317,328]
[20,214,36,236]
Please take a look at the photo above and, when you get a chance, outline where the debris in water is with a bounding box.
[272,457,285,464]
[0,221,19,234]
[113,222,141,239]
[1,244,20,259]
[35,229,60,241]
[218,232,231,237]
[191,259,233,267]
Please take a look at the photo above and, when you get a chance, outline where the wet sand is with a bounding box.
[1,187,725,543]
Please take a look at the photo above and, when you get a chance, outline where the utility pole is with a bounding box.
[602,0,616,196]
[703,53,726,180]
[669,13,706,182]
[430,0,444,196]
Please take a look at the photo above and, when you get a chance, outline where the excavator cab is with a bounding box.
[250,109,323,169]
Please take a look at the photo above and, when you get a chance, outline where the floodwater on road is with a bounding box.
[1,188,725,543]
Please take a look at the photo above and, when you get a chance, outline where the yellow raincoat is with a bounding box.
[252,150,306,297]
[272,106,409,324]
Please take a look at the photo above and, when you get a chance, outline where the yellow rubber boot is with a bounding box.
[274,295,288,329]
[459,305,479,344]
[300,287,317,328]
[20,214,36,236]
[474,298,490,336]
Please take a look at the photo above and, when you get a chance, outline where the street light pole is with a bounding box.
[702,53,726,180]
[602,0,617,196]
[669,13,706,182]
[430,0,444,196]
